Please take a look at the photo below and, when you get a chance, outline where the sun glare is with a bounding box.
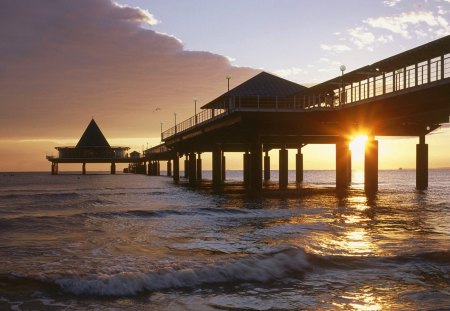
[350,135,368,154]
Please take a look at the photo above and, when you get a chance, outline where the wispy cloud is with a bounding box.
[365,10,449,38]
[320,44,352,52]
[383,0,402,7]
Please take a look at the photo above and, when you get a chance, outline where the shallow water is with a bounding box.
[0,170,449,310]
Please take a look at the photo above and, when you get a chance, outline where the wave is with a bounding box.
[56,249,449,297]
[2,248,448,297]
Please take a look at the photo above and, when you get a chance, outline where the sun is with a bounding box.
[350,135,368,154]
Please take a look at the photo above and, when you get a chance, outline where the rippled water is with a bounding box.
[0,171,449,310]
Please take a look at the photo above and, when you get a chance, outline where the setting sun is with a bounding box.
[350,135,368,154]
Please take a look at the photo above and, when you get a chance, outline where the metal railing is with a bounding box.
[162,53,450,141]
[144,144,171,156]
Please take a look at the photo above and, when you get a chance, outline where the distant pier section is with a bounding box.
[46,119,143,174]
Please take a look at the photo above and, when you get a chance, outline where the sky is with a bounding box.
[0,0,449,172]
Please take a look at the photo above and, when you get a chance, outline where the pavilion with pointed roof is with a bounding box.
[47,119,134,174]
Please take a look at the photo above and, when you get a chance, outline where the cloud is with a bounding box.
[364,11,449,38]
[0,0,258,140]
[320,44,352,52]
[383,0,401,7]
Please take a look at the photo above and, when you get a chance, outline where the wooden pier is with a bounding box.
[144,36,450,194]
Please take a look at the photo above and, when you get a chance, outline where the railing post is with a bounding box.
[382,72,386,94]
[358,81,361,101]
[294,96,297,109]
[303,96,305,109]
[367,77,370,98]
[427,59,431,83]
[257,96,260,110]
[403,67,407,89]
[441,55,445,80]
[415,63,418,86]
[350,83,353,102]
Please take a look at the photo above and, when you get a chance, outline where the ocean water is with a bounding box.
[0,170,449,310]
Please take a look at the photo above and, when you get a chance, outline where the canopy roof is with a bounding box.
[201,71,308,109]
[307,34,450,94]
[76,119,110,148]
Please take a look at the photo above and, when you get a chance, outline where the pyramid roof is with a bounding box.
[201,71,308,109]
[76,119,110,148]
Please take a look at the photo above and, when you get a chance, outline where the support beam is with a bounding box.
[173,155,180,183]
[416,135,428,190]
[196,153,202,181]
[212,146,223,190]
[82,163,86,175]
[364,137,378,193]
[153,161,158,176]
[167,160,172,177]
[296,149,303,183]
[244,151,251,189]
[184,156,189,179]
[157,161,161,176]
[348,148,352,184]
[188,153,197,186]
[250,142,263,192]
[111,162,116,175]
[279,148,288,190]
[148,161,153,176]
[336,141,350,190]
[264,151,270,181]
[222,154,226,182]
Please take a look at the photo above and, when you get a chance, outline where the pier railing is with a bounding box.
[162,53,450,141]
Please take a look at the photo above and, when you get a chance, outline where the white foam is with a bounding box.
[55,248,310,296]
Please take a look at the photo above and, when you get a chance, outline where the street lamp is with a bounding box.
[226,75,231,91]
[193,97,197,125]
[160,122,163,142]
[340,65,346,105]
[174,113,177,134]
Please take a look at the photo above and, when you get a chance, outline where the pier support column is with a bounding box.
[147,162,152,176]
[243,151,251,189]
[82,163,86,175]
[196,153,202,181]
[156,161,160,176]
[153,161,158,176]
[416,135,428,190]
[212,146,223,191]
[184,156,189,179]
[173,155,180,183]
[111,162,116,175]
[279,148,288,190]
[188,153,197,186]
[348,149,352,184]
[250,142,263,192]
[264,151,270,181]
[364,137,378,194]
[222,154,226,182]
[167,160,172,177]
[296,148,303,183]
[51,163,55,175]
[336,141,350,190]
[54,163,58,175]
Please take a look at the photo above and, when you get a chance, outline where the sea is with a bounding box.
[0,170,449,311]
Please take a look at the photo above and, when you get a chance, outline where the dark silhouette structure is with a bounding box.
[145,35,450,194]
[47,119,138,174]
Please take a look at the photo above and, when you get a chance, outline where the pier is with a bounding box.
[144,36,450,194]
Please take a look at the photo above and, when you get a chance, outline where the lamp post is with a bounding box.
[340,65,346,105]
[174,113,177,134]
[193,97,197,125]
[226,75,231,110]
[160,122,163,142]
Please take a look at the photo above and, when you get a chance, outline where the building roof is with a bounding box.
[201,71,308,109]
[76,119,110,148]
